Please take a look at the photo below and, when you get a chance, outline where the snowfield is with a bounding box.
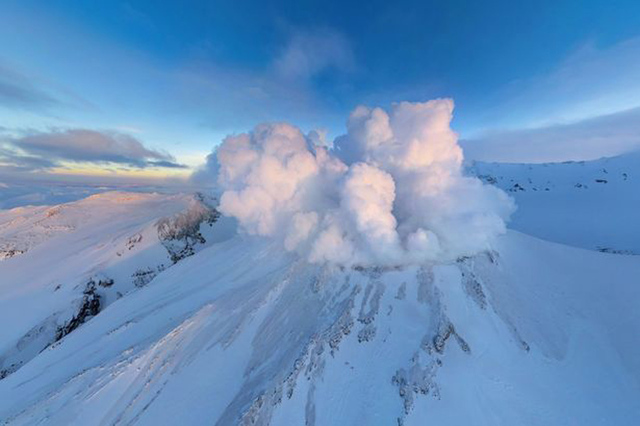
[469,151,640,254]
[0,185,639,425]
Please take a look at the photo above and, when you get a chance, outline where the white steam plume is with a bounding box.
[198,99,514,266]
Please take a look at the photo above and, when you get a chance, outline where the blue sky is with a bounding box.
[2,0,640,180]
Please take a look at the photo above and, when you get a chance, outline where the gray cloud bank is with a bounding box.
[0,129,186,173]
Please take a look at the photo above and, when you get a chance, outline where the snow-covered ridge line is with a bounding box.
[0,191,220,380]
[468,151,638,193]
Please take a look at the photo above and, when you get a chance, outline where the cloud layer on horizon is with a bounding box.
[0,128,186,174]
[462,106,640,163]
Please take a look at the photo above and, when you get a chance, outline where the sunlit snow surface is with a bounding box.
[0,192,222,381]
[0,189,639,425]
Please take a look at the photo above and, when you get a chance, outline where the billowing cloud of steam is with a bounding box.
[200,99,514,266]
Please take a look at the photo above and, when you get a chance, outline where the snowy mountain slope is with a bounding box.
[469,151,640,253]
[0,192,221,380]
[1,226,639,425]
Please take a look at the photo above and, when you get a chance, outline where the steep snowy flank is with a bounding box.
[0,192,220,380]
[0,228,639,425]
[469,151,640,253]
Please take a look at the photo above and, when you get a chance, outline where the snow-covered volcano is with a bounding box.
[0,189,639,425]
[1,102,639,425]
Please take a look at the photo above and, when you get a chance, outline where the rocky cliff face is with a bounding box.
[157,194,220,264]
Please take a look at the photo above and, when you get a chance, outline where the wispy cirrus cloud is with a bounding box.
[273,28,355,83]
[171,27,356,133]
[0,60,96,116]
[473,36,640,132]
[0,63,60,112]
